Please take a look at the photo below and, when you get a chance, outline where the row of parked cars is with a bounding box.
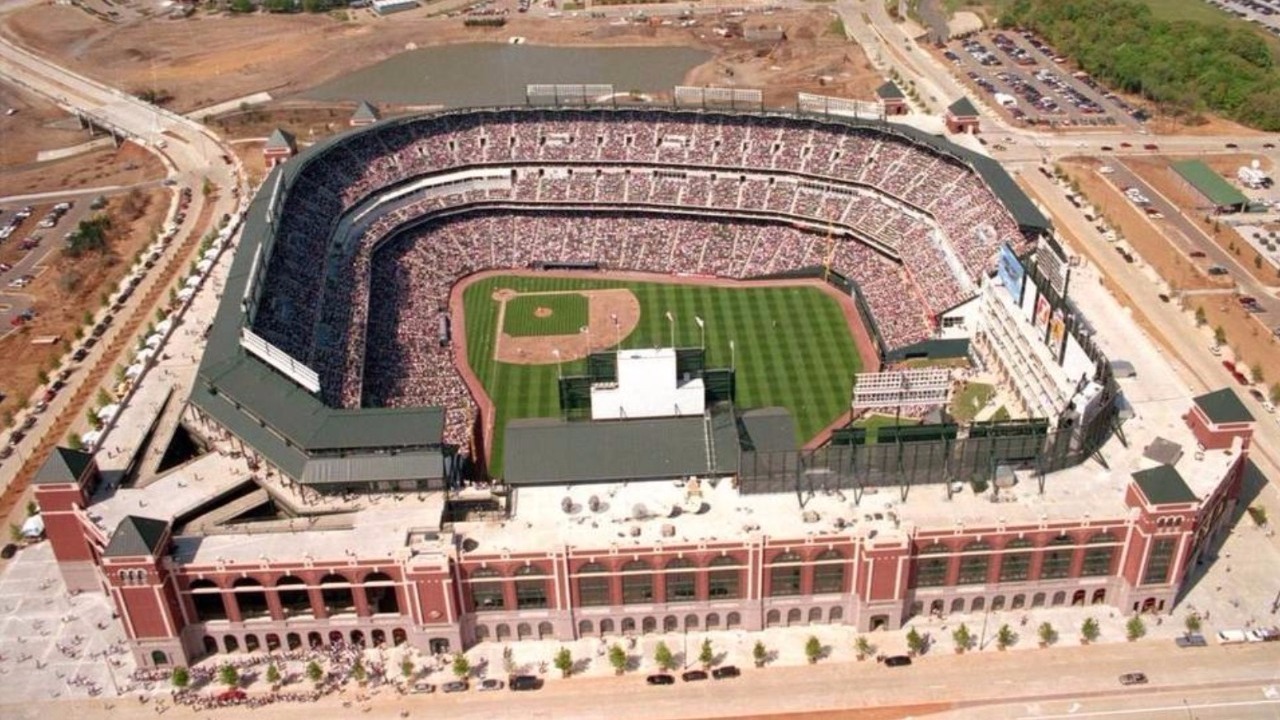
[411,674,544,694]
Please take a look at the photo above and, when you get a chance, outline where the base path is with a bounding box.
[492,287,641,365]
[450,268,882,469]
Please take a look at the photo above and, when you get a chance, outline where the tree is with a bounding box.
[1081,617,1100,644]
[8,524,22,543]
[1271,382,1280,405]
[401,657,415,679]
[1251,363,1265,384]
[752,640,768,668]
[553,647,573,678]
[67,433,84,451]
[306,660,324,685]
[265,663,281,686]
[218,664,239,688]
[25,500,37,517]
[854,635,876,661]
[1037,622,1057,648]
[36,369,49,385]
[698,639,715,670]
[654,641,676,672]
[804,635,823,664]
[1214,326,1227,346]
[451,653,471,680]
[906,627,926,656]
[1194,306,1207,326]
[1126,615,1146,642]
[171,666,190,689]
[952,623,973,654]
[996,624,1017,651]
[1185,613,1202,635]
[352,658,367,684]
[608,644,628,675]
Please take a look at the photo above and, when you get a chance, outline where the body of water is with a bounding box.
[304,43,711,107]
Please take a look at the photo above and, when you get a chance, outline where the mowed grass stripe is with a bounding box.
[462,276,864,476]
[503,293,589,337]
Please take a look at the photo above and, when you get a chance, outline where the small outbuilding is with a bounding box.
[350,101,381,127]
[262,128,296,169]
[876,81,908,116]
[945,97,981,134]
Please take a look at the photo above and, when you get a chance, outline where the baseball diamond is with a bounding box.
[500,292,590,337]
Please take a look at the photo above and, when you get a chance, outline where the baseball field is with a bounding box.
[461,273,866,476]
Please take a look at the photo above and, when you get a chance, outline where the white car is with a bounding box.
[1217,629,1249,644]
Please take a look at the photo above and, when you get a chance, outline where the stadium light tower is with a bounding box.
[552,348,562,380]
[665,311,676,349]
[694,316,705,352]
[580,325,591,356]
[729,339,736,372]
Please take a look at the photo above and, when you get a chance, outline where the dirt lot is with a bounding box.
[3,5,878,114]
[0,188,167,425]
[0,80,87,167]
[1186,294,1280,389]
[1122,155,1280,288]
[0,140,166,198]
[1060,157,1224,292]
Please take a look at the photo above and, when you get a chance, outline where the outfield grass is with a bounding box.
[502,293,589,337]
[951,381,995,422]
[463,275,864,476]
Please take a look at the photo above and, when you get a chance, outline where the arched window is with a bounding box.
[577,562,610,607]
[708,556,740,599]
[469,567,505,611]
[1041,535,1075,580]
[665,558,696,603]
[1081,533,1116,577]
[769,551,802,597]
[364,572,399,614]
[233,578,270,619]
[621,560,653,605]
[957,541,992,585]
[915,544,949,588]
[190,579,228,622]
[320,573,356,615]
[515,565,548,609]
[812,550,845,594]
[998,539,1033,582]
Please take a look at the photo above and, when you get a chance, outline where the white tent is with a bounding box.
[203,247,220,262]
[177,287,195,302]
[154,319,173,335]
[136,347,156,363]
[125,364,145,379]
[184,275,201,289]
[97,404,120,421]
[145,333,163,349]
[196,259,213,274]
[21,515,44,539]
[81,430,102,449]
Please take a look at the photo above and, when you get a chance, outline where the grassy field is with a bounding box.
[463,275,864,476]
[951,381,995,422]
[502,293,589,337]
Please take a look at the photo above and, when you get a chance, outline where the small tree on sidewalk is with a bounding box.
[854,635,876,661]
[1185,613,1202,635]
[804,635,823,664]
[996,624,1017,651]
[553,647,574,678]
[306,660,324,686]
[1126,615,1147,642]
[698,639,715,670]
[218,664,239,688]
[265,663,281,687]
[654,641,676,672]
[352,658,367,685]
[1081,617,1100,645]
[906,627,926,657]
[1214,326,1227,346]
[171,667,190,690]
[752,640,768,668]
[952,624,973,654]
[1194,306,1207,327]
[452,653,471,680]
[400,657,415,680]
[608,644,628,676]
[1037,622,1057,648]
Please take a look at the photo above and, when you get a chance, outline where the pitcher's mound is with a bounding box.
[534,307,553,318]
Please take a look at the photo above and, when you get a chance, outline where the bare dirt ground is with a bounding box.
[1060,157,1224,292]
[0,140,166,197]
[3,5,878,114]
[0,188,167,425]
[1122,155,1280,288]
[492,287,641,364]
[1186,294,1280,387]
[0,80,87,166]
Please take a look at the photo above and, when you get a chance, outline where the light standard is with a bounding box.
[552,348,562,379]
[580,325,590,356]
[665,311,676,349]
[694,316,705,352]
[729,339,736,372]
[611,312,620,348]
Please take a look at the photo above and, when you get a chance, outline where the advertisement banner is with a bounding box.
[996,244,1025,305]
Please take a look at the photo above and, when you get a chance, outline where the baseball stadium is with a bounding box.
[33,105,1255,669]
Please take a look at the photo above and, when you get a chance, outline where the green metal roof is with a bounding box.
[103,515,170,558]
[33,447,94,486]
[1193,388,1254,425]
[1172,160,1248,209]
[1132,465,1198,506]
[301,451,444,485]
[503,413,739,485]
[948,97,979,118]
[264,128,295,151]
[738,407,797,453]
[876,82,905,100]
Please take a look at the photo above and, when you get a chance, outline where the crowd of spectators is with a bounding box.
[248,109,1032,451]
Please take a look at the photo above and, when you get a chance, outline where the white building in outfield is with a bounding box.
[590,348,706,420]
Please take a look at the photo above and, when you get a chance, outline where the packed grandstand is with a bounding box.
[239,108,1046,455]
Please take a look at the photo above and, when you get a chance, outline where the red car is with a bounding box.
[1222,360,1236,372]
[1234,372,1249,385]
[217,688,246,702]
[1143,143,1159,150]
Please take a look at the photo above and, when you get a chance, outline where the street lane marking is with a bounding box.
[1020,698,1280,718]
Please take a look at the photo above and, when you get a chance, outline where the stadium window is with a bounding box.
[915,544,949,588]
[956,542,991,585]
[577,563,610,607]
[769,552,802,597]
[665,558,697,603]
[1040,535,1075,580]
[621,560,654,605]
[998,538,1033,582]
[811,550,846,594]
[514,565,548,610]
[1142,538,1176,585]
[707,556,741,599]
[1081,534,1117,577]
[469,568,505,612]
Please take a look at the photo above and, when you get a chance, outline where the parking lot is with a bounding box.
[1208,0,1280,36]
[939,30,1148,129]
[0,198,96,336]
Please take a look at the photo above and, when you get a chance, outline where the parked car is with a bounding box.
[509,675,541,691]
[646,674,675,686]
[441,680,468,693]
[1189,250,1207,258]
[479,679,503,692]
[1217,629,1249,644]
[681,670,708,682]
[0,543,17,559]
[711,666,741,679]
[1119,672,1148,686]
[884,655,912,667]
[409,681,434,694]
[1175,633,1207,648]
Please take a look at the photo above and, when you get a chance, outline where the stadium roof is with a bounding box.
[301,451,445,485]
[1171,160,1248,209]
[1192,388,1253,424]
[1131,465,1198,506]
[738,408,797,453]
[103,515,169,558]
[503,413,740,485]
[948,97,979,118]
